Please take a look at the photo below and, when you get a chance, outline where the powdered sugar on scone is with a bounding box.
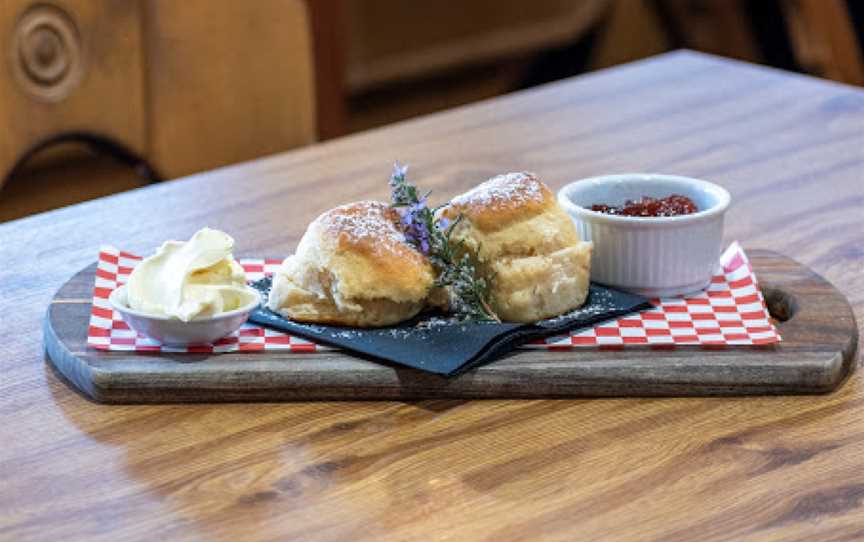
[451,172,546,208]
[442,172,552,232]
[317,201,414,260]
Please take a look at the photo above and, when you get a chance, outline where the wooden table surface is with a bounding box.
[1,51,862,541]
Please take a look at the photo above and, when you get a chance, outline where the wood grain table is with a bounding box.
[1,51,862,541]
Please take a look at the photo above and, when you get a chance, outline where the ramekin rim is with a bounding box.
[108,285,261,322]
[557,173,731,226]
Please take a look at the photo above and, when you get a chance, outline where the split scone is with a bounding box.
[267,201,435,327]
[438,172,592,322]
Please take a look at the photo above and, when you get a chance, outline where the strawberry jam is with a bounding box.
[590,194,698,217]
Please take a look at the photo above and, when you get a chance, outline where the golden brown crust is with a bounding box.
[441,172,593,322]
[440,172,553,232]
[269,176,591,325]
[322,201,425,266]
[318,201,434,301]
[266,201,435,327]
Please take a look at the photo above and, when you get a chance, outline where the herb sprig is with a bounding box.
[389,163,499,322]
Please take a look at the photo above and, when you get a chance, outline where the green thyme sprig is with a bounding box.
[388,162,500,322]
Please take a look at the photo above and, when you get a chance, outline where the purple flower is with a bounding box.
[392,161,408,181]
[397,202,432,255]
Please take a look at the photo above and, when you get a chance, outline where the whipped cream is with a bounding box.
[126,228,250,321]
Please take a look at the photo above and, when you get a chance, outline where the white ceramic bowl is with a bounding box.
[108,285,260,345]
[558,173,731,297]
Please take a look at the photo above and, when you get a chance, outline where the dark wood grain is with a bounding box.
[307,0,347,139]
[44,251,857,402]
[1,51,863,541]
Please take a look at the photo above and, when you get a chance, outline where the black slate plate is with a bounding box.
[249,278,651,376]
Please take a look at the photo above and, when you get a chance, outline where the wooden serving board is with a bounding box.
[44,250,858,403]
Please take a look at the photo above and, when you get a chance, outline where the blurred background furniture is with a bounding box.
[0,0,315,181]
[781,0,864,85]
[0,0,315,220]
[652,0,864,85]
[1,0,862,222]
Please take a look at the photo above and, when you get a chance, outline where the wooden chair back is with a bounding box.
[0,0,317,186]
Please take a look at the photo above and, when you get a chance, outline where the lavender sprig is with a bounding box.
[388,162,499,322]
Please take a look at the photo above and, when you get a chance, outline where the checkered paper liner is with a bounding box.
[86,242,780,353]
[87,252,326,353]
[525,242,780,348]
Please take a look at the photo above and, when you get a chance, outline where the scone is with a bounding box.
[438,172,592,322]
[267,201,435,327]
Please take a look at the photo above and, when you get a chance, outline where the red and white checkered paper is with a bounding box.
[87,242,780,353]
[87,251,327,353]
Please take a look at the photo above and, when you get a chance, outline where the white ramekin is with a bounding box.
[558,173,731,298]
[109,285,260,345]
